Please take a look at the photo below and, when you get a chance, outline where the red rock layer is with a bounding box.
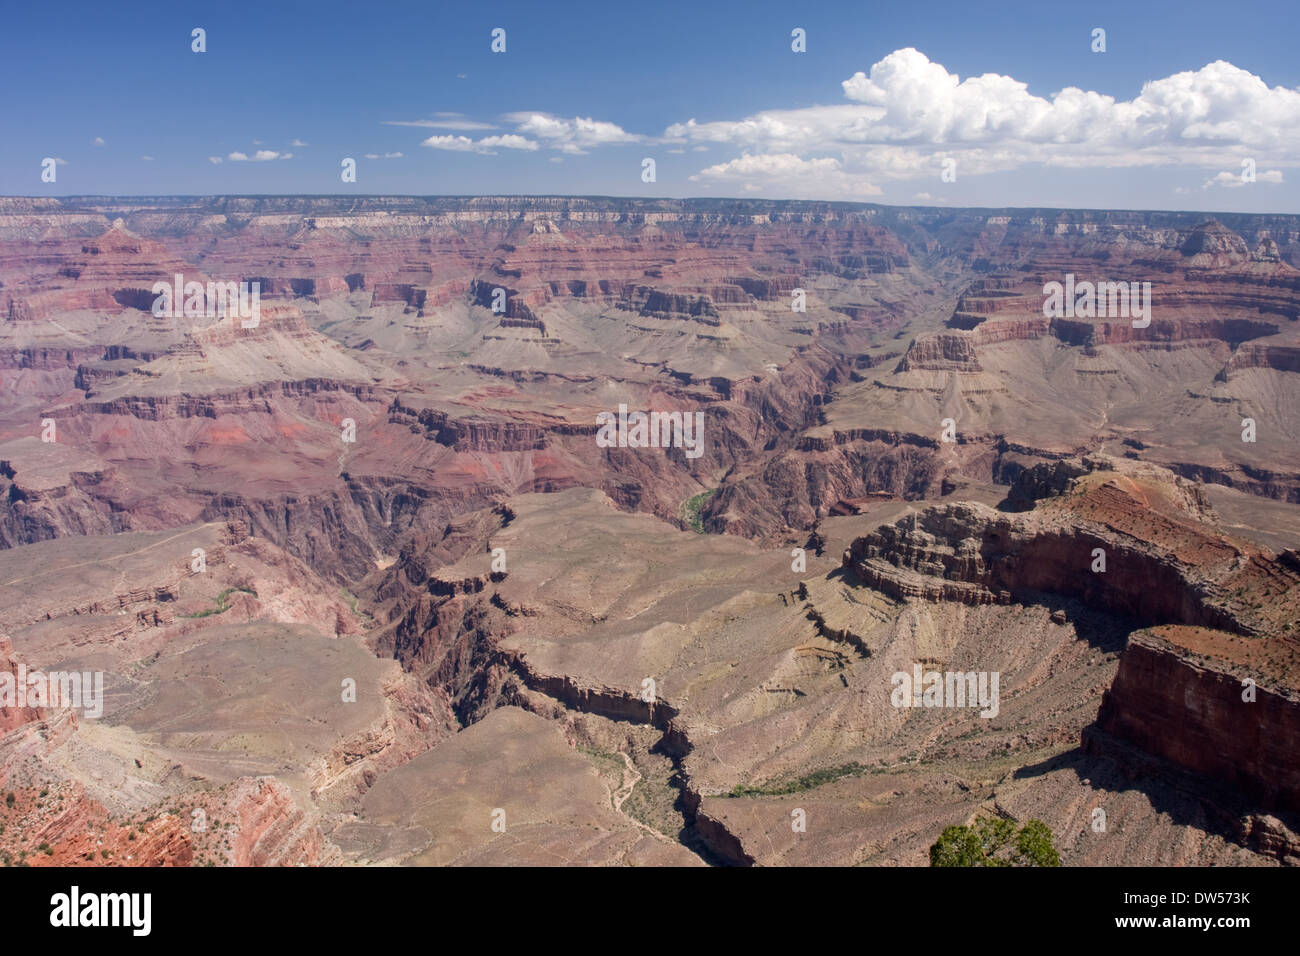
[1092,627,1300,815]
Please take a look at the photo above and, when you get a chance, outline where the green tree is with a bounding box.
[1014,819,1061,867]
[929,824,987,867]
[929,816,1060,867]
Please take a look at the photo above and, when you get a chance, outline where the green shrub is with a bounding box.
[929,816,1060,867]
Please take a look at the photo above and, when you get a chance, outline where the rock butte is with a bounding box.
[0,195,1297,866]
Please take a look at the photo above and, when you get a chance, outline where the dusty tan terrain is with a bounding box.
[1,197,1298,866]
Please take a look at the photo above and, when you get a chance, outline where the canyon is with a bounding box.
[0,195,1297,865]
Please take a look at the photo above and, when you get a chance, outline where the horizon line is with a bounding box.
[2,194,1296,220]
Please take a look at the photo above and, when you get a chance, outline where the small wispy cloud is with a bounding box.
[690,153,883,198]
[1202,168,1283,188]
[93,136,105,147]
[142,155,155,161]
[386,112,498,131]
[290,138,310,147]
[208,156,223,164]
[363,151,405,160]
[228,150,293,162]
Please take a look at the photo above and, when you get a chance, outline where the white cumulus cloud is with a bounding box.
[666,48,1300,197]
[416,114,638,155]
[502,113,640,154]
[421,133,538,154]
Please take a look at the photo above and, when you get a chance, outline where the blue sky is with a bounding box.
[3,0,1298,211]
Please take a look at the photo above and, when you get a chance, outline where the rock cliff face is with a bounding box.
[0,635,46,733]
[845,457,1300,635]
[844,501,1251,635]
[1089,628,1300,817]
[1221,342,1300,377]
[898,333,983,372]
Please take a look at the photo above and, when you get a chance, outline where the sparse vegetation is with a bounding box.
[723,762,869,798]
[683,488,717,534]
[340,587,376,625]
[180,586,258,619]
